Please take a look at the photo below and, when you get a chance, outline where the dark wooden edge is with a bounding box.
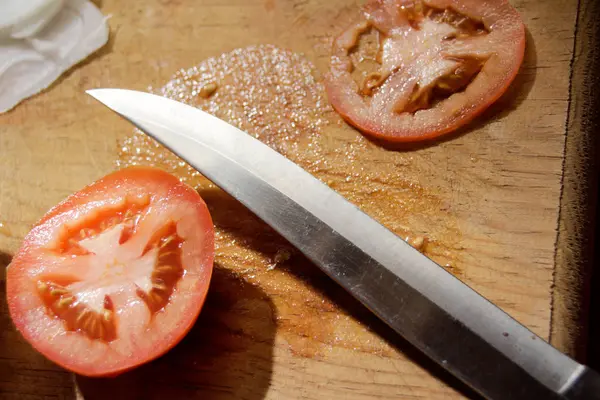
[588,0,600,367]
[551,0,600,364]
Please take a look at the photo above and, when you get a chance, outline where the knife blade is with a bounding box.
[87,88,600,400]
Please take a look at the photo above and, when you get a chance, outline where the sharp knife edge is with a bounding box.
[87,88,600,400]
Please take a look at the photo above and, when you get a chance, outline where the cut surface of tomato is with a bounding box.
[325,0,526,142]
[7,166,214,377]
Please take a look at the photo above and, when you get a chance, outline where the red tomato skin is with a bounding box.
[6,166,215,377]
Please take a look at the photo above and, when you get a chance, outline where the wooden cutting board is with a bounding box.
[0,0,590,398]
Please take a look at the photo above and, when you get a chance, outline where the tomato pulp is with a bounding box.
[7,166,214,376]
[325,0,526,142]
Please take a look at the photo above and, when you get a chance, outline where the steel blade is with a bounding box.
[87,88,598,400]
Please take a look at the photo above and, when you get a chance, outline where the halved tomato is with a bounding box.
[325,0,526,142]
[6,166,214,377]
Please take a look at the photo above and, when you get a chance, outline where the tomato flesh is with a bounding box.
[7,166,214,377]
[325,0,526,142]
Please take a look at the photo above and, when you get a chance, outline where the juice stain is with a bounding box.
[118,44,463,359]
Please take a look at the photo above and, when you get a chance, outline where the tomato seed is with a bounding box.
[57,296,74,308]
[198,82,218,99]
[50,288,68,296]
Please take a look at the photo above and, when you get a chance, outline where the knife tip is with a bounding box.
[86,88,132,111]
[86,88,112,101]
[86,88,148,108]
[86,88,107,105]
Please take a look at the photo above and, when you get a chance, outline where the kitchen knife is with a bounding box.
[87,88,600,400]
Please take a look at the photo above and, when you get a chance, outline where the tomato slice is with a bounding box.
[325,0,526,142]
[6,166,214,377]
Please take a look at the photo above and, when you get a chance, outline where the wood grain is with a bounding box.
[553,0,600,363]
[0,0,583,398]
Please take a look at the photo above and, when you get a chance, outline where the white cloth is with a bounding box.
[0,0,109,113]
